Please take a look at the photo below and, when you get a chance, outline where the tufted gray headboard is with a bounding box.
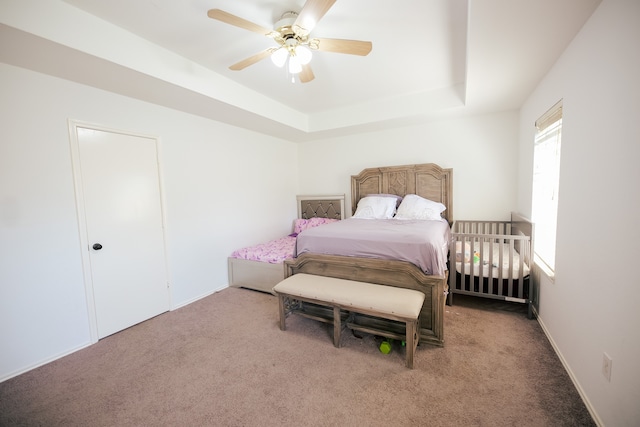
[296,195,345,220]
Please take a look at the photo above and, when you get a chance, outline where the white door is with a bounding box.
[74,125,169,339]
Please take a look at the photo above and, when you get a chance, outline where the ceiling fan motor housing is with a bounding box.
[274,11,308,48]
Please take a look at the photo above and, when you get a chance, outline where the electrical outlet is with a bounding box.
[602,353,612,382]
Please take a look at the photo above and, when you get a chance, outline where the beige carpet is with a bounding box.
[0,288,594,426]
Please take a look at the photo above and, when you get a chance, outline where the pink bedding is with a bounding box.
[230,236,296,264]
[295,218,451,276]
[230,218,340,264]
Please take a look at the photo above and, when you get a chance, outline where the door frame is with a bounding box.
[68,119,171,343]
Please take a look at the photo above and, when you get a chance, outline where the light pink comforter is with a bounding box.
[295,218,451,276]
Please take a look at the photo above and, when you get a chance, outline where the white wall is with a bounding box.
[517,0,640,425]
[298,111,520,220]
[0,63,299,381]
[3,2,638,424]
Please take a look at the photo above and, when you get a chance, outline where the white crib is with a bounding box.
[448,212,534,318]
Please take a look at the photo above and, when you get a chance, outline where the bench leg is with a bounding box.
[333,306,342,347]
[278,294,286,331]
[405,319,419,369]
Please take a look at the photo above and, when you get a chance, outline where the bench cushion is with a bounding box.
[274,273,425,319]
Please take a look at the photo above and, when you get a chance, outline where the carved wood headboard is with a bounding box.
[351,163,453,224]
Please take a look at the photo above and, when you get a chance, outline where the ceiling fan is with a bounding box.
[207,0,372,83]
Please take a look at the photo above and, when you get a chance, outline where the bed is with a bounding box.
[227,195,345,294]
[284,163,453,347]
[448,213,534,318]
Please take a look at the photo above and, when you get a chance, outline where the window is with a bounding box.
[532,100,562,275]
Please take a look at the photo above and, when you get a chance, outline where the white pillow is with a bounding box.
[352,196,397,219]
[365,193,403,208]
[394,194,446,220]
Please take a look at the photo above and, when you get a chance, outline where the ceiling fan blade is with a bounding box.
[207,9,272,35]
[313,38,372,56]
[229,49,275,71]
[294,0,336,35]
[299,64,315,83]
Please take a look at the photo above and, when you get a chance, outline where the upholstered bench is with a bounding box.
[273,273,425,369]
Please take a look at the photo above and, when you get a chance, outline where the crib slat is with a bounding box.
[478,236,484,287]
[488,236,494,283]
[461,235,467,291]
[499,238,506,296]
[507,239,514,297]
[517,237,527,298]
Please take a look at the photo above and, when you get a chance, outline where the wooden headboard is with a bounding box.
[351,163,453,224]
[297,195,345,220]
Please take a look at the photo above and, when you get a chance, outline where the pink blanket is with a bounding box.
[230,218,340,264]
[230,236,296,264]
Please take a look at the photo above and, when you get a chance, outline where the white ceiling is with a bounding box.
[66,0,470,114]
[0,0,601,141]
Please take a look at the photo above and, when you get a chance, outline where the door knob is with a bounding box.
[92,243,103,251]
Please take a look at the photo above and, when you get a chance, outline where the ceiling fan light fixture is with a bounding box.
[271,48,288,67]
[288,56,302,74]
[295,45,312,65]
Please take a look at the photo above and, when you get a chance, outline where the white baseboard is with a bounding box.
[2,285,230,383]
[171,284,228,311]
[0,341,93,383]
[535,310,603,427]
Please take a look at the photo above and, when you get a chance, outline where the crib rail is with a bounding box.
[449,215,533,316]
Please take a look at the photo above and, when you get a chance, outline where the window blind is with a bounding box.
[535,99,563,131]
